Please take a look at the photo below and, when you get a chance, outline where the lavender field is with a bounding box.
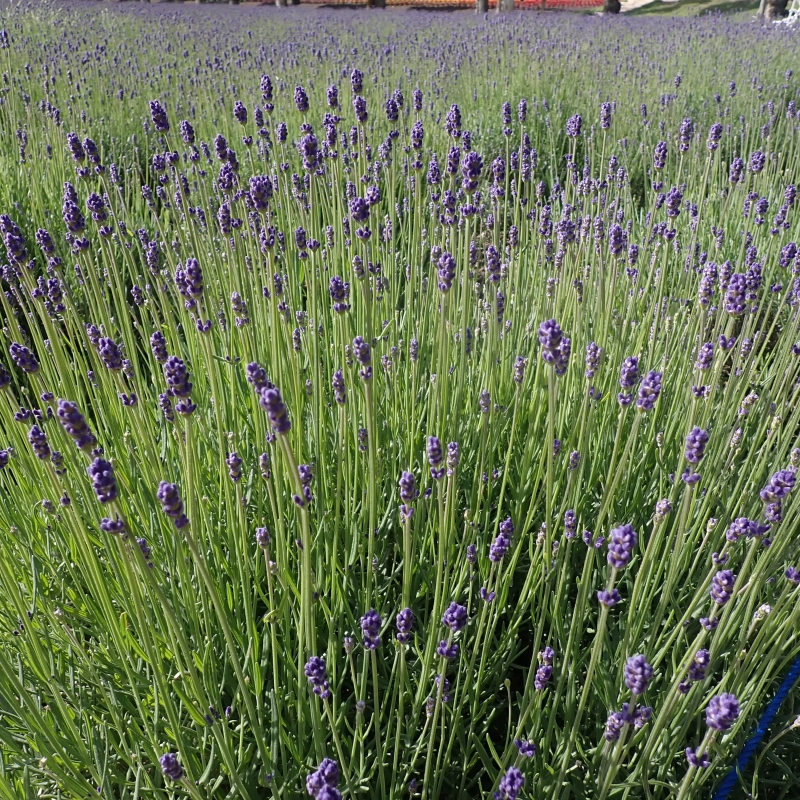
[1,2,800,798]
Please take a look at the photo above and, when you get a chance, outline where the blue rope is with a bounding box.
[712,653,800,800]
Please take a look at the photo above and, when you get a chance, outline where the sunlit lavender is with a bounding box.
[0,2,799,798]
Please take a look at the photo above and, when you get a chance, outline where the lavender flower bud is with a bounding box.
[360,609,381,650]
[87,458,118,504]
[27,425,50,460]
[396,608,414,644]
[427,436,444,480]
[497,767,524,800]
[636,370,662,412]
[159,754,183,781]
[706,693,740,730]
[442,602,468,632]
[56,399,97,450]
[710,570,735,605]
[304,656,331,699]
[607,524,637,569]
[10,342,38,374]
[597,588,621,607]
[256,527,270,548]
[260,387,291,435]
[685,427,709,464]
[624,654,653,695]
[156,481,189,529]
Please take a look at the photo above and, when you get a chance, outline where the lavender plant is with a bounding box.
[0,3,799,799]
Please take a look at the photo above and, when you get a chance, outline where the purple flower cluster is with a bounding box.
[305,656,331,700]
[360,609,381,650]
[494,767,524,800]
[156,481,189,530]
[490,517,514,562]
[306,759,340,800]
[607,524,637,569]
[539,319,570,375]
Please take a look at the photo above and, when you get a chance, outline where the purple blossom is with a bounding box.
[624,654,653,695]
[607,524,637,569]
[260,387,291,435]
[710,570,735,605]
[495,767,524,800]
[360,609,381,650]
[396,608,414,644]
[442,602,468,632]
[156,481,189,530]
[706,693,740,730]
[159,753,183,781]
[305,656,331,699]
[87,458,118,504]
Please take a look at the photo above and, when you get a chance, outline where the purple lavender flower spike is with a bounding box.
[329,276,350,314]
[294,85,309,114]
[332,371,346,406]
[352,336,372,381]
[150,332,168,364]
[437,640,459,660]
[307,758,339,797]
[399,470,416,521]
[490,517,514,562]
[604,711,625,741]
[598,588,621,607]
[163,357,192,400]
[636,370,662,412]
[260,387,291,435]
[57,399,97,451]
[514,739,536,758]
[760,470,796,503]
[534,664,552,691]
[437,251,456,293]
[427,436,445,480]
[685,748,710,769]
[360,609,381,650]
[9,343,38,374]
[607,524,637,569]
[87,458,118,504]
[442,602,468,632]
[396,608,414,644]
[706,693,740,730]
[624,654,653,695]
[304,656,331,699]
[256,527,270,549]
[27,425,50,460]
[226,453,242,483]
[710,570,735,605]
[566,115,582,138]
[495,766,524,800]
[156,481,189,529]
[149,100,170,133]
[685,427,709,464]
[159,753,183,781]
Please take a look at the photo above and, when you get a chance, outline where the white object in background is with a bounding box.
[779,0,800,24]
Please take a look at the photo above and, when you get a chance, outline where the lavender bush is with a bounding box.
[0,2,799,798]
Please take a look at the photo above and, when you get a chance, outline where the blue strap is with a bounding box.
[712,653,800,800]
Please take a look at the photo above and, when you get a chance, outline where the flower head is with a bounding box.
[495,766,524,800]
[442,602,468,632]
[159,753,183,781]
[87,458,117,504]
[305,656,331,699]
[706,693,740,730]
[624,654,653,695]
[607,524,637,569]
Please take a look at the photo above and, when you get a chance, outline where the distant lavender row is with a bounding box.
[0,3,799,800]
